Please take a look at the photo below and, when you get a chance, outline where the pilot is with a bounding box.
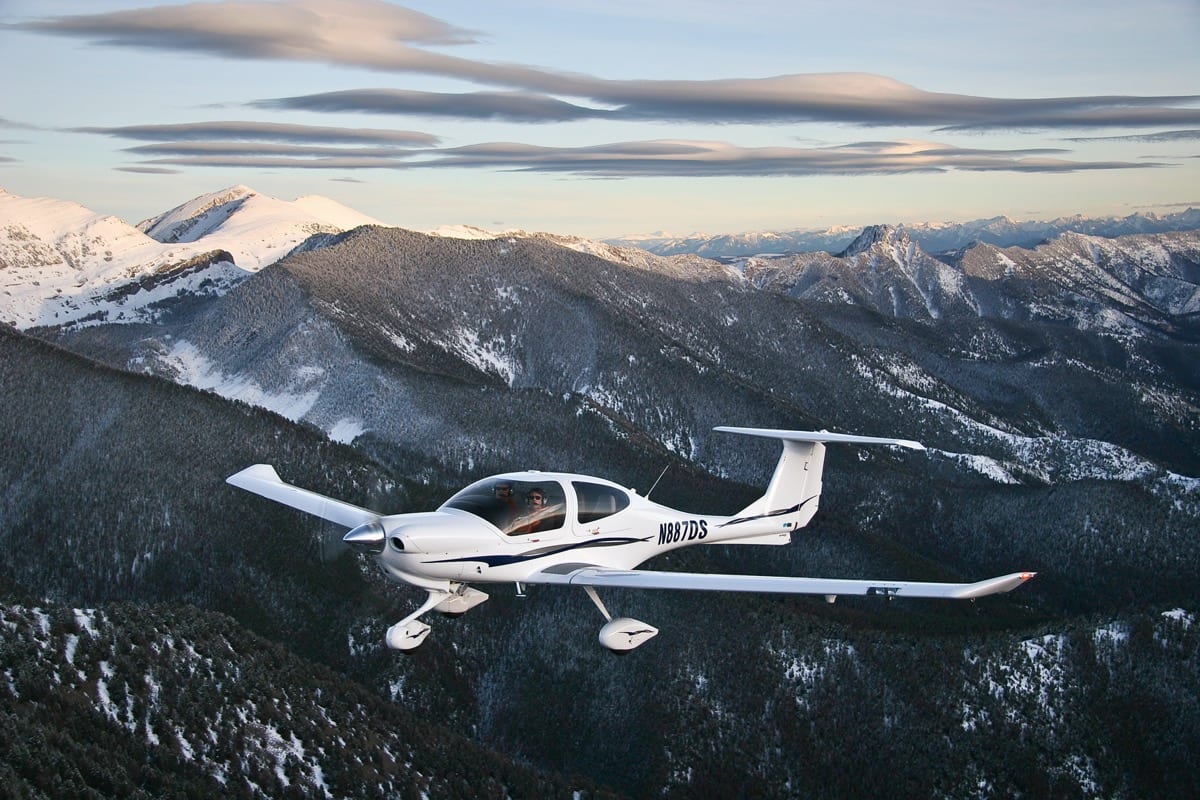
[510,487,551,534]
[526,488,546,510]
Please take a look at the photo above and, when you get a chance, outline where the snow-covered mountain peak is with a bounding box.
[137,185,257,242]
[1,189,148,256]
[0,189,173,278]
[1,188,250,328]
[2,185,385,329]
[838,224,910,257]
[135,185,384,271]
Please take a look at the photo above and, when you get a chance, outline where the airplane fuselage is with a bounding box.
[370,470,799,590]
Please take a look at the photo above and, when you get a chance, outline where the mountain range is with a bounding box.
[611,207,1200,258]
[2,185,1199,798]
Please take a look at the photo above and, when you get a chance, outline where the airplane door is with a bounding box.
[571,480,632,537]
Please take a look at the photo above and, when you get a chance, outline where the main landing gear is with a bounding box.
[382,582,657,653]
[384,584,489,651]
[584,586,658,654]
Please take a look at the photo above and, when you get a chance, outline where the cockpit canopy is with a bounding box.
[441,476,631,536]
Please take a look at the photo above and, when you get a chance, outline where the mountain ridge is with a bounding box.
[742,223,1200,337]
[611,207,1200,257]
[8,186,1200,344]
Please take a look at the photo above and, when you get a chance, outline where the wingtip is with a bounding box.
[957,571,1038,598]
[226,463,281,487]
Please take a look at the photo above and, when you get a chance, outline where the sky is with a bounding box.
[2,0,1199,239]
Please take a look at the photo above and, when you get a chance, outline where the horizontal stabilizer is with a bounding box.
[226,464,377,529]
[714,426,924,450]
[530,566,1035,600]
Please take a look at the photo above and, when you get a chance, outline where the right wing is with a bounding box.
[528,565,1035,600]
[226,464,377,529]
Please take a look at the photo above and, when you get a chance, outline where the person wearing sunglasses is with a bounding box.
[510,487,554,534]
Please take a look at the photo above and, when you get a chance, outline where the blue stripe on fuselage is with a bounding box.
[425,536,650,568]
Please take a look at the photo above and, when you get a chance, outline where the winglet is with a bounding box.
[227,463,283,490]
[953,571,1037,599]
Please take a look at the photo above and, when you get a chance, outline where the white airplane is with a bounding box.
[228,427,1035,653]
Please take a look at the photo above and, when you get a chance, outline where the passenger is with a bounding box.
[494,481,516,507]
[493,481,518,529]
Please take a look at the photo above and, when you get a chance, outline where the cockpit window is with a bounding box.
[573,481,630,523]
[442,478,566,536]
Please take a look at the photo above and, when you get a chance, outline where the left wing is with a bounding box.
[527,565,1035,600]
[227,464,377,529]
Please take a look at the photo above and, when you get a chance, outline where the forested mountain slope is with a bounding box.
[5,216,1199,796]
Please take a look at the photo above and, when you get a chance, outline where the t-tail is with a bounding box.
[711,427,924,544]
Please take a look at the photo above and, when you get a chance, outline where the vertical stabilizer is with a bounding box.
[754,438,826,522]
[715,427,923,524]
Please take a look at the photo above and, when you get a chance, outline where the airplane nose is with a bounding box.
[343,520,386,554]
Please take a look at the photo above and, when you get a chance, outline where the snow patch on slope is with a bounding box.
[851,352,1200,488]
[141,340,320,422]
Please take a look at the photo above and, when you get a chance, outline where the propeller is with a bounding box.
[343,519,386,554]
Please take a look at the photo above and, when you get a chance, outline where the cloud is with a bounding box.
[135,154,410,169]
[74,121,435,170]
[123,141,424,159]
[1063,129,1200,143]
[582,75,1200,130]
[74,120,438,146]
[415,139,1160,177]
[0,116,39,132]
[14,2,1200,130]
[254,89,611,123]
[254,74,1200,130]
[7,0,548,87]
[9,0,476,61]
[126,137,1160,177]
[115,165,181,174]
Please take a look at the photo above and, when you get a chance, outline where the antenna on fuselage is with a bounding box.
[645,464,670,500]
